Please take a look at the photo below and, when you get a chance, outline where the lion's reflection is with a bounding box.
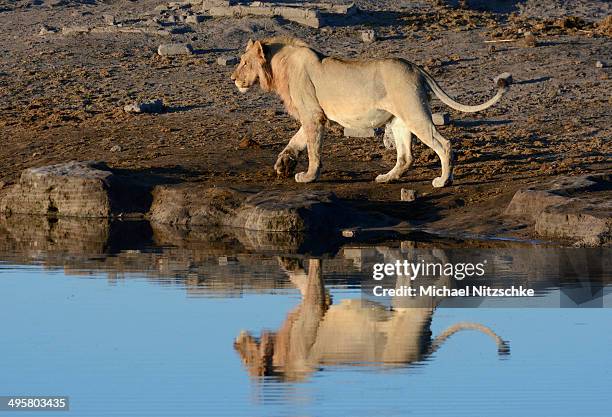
[235,254,509,381]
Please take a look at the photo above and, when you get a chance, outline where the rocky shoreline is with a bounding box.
[0,161,609,246]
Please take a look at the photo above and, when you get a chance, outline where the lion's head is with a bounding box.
[231,39,272,93]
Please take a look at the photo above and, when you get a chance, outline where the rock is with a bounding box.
[123,99,165,114]
[344,127,375,138]
[103,14,116,25]
[503,189,533,214]
[39,24,58,36]
[149,186,245,227]
[217,56,239,66]
[202,0,231,8]
[205,3,323,28]
[62,26,91,35]
[432,112,451,126]
[46,0,66,7]
[0,161,115,218]
[239,191,345,232]
[400,189,417,202]
[110,145,122,152]
[0,162,154,218]
[157,43,193,56]
[360,29,376,43]
[535,199,611,246]
[149,186,394,232]
[595,60,606,68]
[505,174,611,245]
[185,14,203,24]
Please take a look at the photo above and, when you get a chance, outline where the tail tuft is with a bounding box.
[494,72,513,91]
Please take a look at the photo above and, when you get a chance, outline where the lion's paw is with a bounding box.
[274,153,298,178]
[375,173,396,183]
[432,176,452,188]
[295,171,316,183]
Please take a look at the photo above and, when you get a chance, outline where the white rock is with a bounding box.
[360,29,376,43]
[217,56,239,66]
[157,43,193,56]
[401,188,417,202]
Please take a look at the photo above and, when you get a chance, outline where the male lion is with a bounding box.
[234,258,509,381]
[231,37,511,187]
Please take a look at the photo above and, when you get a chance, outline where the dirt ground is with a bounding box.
[0,0,610,240]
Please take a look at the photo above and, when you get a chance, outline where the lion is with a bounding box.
[231,37,511,187]
[234,258,509,381]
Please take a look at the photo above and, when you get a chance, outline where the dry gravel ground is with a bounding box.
[0,0,610,240]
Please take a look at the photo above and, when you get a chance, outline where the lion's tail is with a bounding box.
[418,66,511,113]
[428,322,510,356]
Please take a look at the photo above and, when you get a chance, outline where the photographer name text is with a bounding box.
[372,285,535,297]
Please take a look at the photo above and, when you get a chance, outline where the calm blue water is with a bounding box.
[1,259,611,417]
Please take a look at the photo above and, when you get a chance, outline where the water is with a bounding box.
[0,219,611,416]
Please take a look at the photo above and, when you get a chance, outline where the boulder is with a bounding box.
[535,198,611,246]
[157,43,193,56]
[0,161,114,217]
[0,162,153,218]
[149,185,392,232]
[149,185,244,227]
[233,190,342,232]
[124,99,165,114]
[505,174,611,245]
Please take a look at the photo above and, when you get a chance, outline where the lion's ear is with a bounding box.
[253,40,265,60]
[246,38,254,51]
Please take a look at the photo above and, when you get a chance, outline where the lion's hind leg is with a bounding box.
[375,118,413,183]
[408,119,453,188]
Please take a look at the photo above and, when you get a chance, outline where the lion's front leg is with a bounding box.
[274,127,306,178]
[295,121,324,183]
